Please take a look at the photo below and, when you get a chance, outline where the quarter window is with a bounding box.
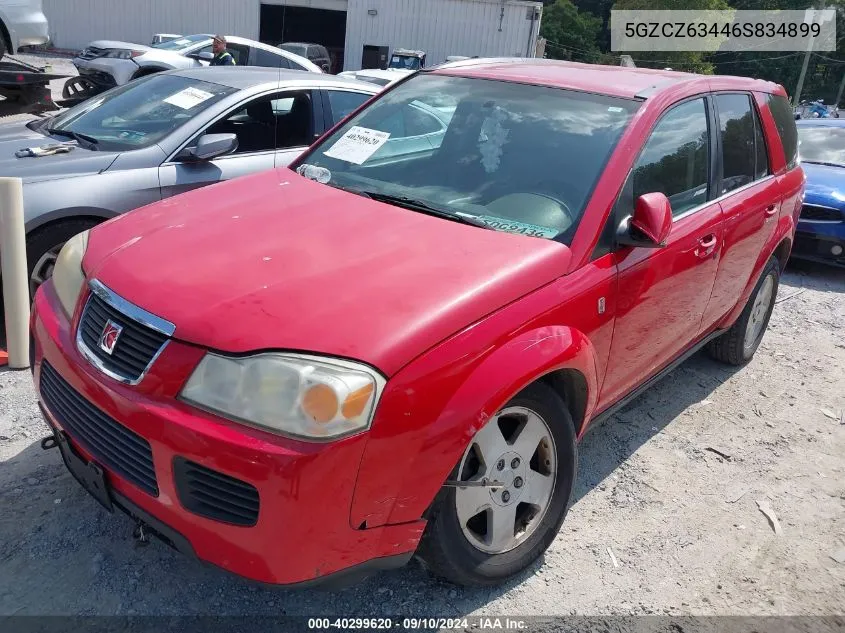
[768,94,799,169]
[631,98,710,217]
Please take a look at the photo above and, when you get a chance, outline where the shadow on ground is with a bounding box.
[0,257,840,617]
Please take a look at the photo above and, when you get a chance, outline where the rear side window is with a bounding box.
[256,47,289,68]
[326,90,371,123]
[768,94,799,169]
[631,98,710,217]
[715,94,756,194]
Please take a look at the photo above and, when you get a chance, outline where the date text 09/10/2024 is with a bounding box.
[307,617,528,630]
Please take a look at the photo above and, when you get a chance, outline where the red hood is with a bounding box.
[83,169,571,376]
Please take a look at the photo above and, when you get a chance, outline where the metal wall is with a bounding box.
[344,0,542,71]
[42,0,262,50]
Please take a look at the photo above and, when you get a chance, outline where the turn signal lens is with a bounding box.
[302,384,339,424]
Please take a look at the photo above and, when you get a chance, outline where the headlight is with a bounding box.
[180,353,385,440]
[103,49,144,59]
[51,230,89,318]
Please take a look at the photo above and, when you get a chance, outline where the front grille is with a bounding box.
[78,292,169,383]
[801,204,843,222]
[173,458,260,526]
[39,362,158,496]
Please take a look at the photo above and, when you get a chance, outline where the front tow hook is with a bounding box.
[40,435,59,451]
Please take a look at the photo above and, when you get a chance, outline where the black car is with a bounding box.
[279,42,331,73]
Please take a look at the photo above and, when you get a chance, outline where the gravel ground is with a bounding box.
[0,259,843,618]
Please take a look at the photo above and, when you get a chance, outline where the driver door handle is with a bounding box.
[695,234,718,259]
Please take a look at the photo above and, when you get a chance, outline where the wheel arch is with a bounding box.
[25,208,114,235]
[773,236,792,271]
[352,324,600,529]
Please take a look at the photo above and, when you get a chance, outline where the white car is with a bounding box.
[0,0,49,56]
[72,34,322,90]
[338,68,414,88]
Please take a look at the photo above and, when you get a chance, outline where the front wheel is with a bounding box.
[417,382,577,586]
[26,219,102,300]
[707,256,780,366]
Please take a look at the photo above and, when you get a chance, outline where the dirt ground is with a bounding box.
[0,259,843,618]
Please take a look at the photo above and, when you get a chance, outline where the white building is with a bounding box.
[42,0,544,72]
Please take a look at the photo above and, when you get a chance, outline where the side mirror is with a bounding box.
[178,133,238,161]
[617,192,672,248]
[189,51,214,62]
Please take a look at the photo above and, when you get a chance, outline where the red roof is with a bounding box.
[433,58,784,100]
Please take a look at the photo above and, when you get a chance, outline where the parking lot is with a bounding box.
[1,259,842,616]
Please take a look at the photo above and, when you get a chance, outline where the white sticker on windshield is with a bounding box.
[323,126,391,165]
[474,215,559,239]
[164,87,215,110]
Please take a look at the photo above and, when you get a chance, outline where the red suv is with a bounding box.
[31,59,803,588]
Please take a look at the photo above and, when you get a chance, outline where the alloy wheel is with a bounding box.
[454,406,557,554]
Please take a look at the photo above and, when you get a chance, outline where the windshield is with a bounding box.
[798,126,845,166]
[390,55,422,70]
[295,73,639,243]
[48,74,235,151]
[153,34,210,51]
[280,43,308,57]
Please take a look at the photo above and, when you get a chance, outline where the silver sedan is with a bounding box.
[0,67,379,298]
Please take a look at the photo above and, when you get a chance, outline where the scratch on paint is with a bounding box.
[523,333,567,351]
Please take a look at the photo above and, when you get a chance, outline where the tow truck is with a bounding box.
[0,54,67,116]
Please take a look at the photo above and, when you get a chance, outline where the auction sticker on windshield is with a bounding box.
[324,126,391,165]
[164,87,215,110]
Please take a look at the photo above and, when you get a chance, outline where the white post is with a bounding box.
[0,177,31,370]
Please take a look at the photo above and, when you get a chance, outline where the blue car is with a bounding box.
[794,119,845,267]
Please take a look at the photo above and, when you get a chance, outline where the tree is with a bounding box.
[540,0,604,63]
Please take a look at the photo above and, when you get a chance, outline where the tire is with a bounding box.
[25,219,101,300]
[707,256,780,366]
[417,381,577,586]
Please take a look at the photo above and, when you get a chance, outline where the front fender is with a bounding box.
[350,323,599,529]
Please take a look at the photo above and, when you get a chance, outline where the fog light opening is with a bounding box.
[831,244,844,257]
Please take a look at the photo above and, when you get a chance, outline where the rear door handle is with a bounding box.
[764,203,778,217]
[695,234,718,258]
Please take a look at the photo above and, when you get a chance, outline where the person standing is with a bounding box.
[211,35,236,66]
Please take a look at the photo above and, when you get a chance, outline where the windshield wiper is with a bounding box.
[362,191,492,229]
[45,128,99,150]
[801,160,845,168]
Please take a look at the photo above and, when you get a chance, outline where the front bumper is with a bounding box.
[72,57,136,86]
[31,282,424,586]
[792,222,845,268]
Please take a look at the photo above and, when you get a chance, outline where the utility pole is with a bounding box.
[794,0,825,105]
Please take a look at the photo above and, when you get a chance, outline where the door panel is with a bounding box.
[159,153,276,199]
[600,205,724,409]
[700,93,779,331]
[599,96,724,410]
[702,179,777,329]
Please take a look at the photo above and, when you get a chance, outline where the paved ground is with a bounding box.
[1,257,843,618]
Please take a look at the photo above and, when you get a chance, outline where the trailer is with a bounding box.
[0,55,67,117]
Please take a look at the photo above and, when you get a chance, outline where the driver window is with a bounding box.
[630,98,710,217]
[204,90,314,154]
